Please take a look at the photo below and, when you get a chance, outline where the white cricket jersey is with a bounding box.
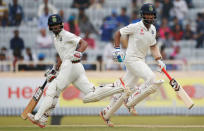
[120,21,157,61]
[53,29,81,61]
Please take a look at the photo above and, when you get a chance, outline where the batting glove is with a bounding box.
[112,48,124,62]
[157,59,166,72]
[71,51,82,63]
[45,66,58,83]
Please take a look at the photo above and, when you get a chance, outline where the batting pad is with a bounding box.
[83,82,125,103]
[126,79,164,107]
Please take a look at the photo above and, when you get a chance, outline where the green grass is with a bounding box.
[0,116,204,131]
[61,116,204,125]
[1,127,204,131]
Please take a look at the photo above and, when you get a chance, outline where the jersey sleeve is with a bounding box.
[64,31,81,45]
[120,24,136,36]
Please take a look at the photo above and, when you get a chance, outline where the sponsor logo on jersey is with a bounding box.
[140,28,144,35]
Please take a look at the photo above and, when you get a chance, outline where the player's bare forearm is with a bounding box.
[150,44,162,60]
[76,39,88,53]
[114,31,121,48]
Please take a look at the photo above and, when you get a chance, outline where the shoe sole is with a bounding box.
[27,116,45,128]
[99,111,114,127]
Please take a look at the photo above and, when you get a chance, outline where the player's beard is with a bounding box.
[142,13,156,25]
[52,29,62,36]
[49,25,63,36]
[142,18,155,25]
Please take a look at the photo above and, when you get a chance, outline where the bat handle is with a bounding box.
[162,68,172,80]
[41,80,47,89]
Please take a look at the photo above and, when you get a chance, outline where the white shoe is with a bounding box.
[27,113,46,128]
[117,78,137,115]
[124,98,137,116]
[99,111,114,127]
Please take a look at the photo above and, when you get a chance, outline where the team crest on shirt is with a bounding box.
[140,28,144,35]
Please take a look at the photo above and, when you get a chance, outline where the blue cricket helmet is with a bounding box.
[140,3,156,24]
[48,14,63,26]
[48,14,63,34]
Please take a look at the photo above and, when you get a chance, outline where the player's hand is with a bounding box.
[45,66,58,82]
[71,51,82,63]
[157,59,166,72]
[112,48,124,62]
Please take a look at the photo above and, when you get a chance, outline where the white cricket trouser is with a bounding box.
[124,60,155,86]
[46,60,94,97]
[124,60,159,107]
[35,60,94,120]
[55,60,94,94]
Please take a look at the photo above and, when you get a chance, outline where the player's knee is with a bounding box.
[145,74,155,86]
[145,75,159,93]
[148,74,156,83]
[146,79,164,94]
[46,87,56,98]
[46,81,61,98]
[56,80,67,90]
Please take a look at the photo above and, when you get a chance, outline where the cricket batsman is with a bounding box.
[27,14,127,128]
[100,3,165,126]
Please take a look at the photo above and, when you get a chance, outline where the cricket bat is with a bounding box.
[162,68,194,109]
[21,80,47,120]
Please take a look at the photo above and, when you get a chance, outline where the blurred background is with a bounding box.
[0,0,204,126]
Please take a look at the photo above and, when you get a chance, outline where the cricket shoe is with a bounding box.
[118,78,137,115]
[124,98,137,116]
[123,87,141,116]
[27,113,46,128]
[99,111,114,127]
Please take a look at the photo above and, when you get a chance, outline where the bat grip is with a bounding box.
[162,68,172,80]
[41,80,47,89]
